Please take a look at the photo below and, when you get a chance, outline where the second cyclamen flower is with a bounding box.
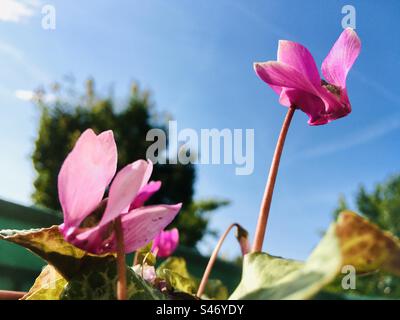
[58,129,182,254]
[152,228,179,258]
[254,28,361,125]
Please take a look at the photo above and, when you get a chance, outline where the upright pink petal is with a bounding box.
[152,228,179,258]
[58,129,117,228]
[100,160,153,226]
[254,61,319,97]
[321,28,361,87]
[277,40,321,86]
[129,181,162,210]
[141,159,154,188]
[114,204,181,253]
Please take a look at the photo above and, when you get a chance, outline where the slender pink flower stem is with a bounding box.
[197,223,243,298]
[0,290,26,300]
[252,106,296,253]
[115,217,127,300]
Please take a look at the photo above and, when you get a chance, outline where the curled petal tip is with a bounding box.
[277,39,291,47]
[344,27,360,41]
[149,180,162,188]
[253,62,260,71]
[102,129,114,135]
[82,128,95,135]
[102,130,115,139]
[253,61,270,75]
[133,159,149,167]
[176,202,183,210]
[168,202,183,215]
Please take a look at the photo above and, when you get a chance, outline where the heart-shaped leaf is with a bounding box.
[1,226,170,300]
[0,226,113,280]
[157,257,228,299]
[60,257,165,300]
[202,279,229,300]
[157,257,197,294]
[229,211,400,300]
[22,265,67,300]
[336,211,400,274]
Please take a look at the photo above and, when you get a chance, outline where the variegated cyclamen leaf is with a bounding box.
[230,211,400,300]
[202,279,229,300]
[22,265,67,300]
[157,268,197,295]
[157,257,192,279]
[156,257,229,299]
[157,257,197,295]
[336,211,400,275]
[60,257,165,300]
[0,226,114,279]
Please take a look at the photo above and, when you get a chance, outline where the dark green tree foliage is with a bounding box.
[32,79,228,247]
[332,175,400,298]
[334,175,400,237]
[355,179,400,238]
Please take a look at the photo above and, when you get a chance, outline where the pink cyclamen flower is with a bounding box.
[254,28,361,125]
[58,129,182,254]
[151,228,179,258]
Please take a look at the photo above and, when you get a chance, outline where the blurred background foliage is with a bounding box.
[31,78,229,248]
[331,175,400,298]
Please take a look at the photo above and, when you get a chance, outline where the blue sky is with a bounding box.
[0,0,399,260]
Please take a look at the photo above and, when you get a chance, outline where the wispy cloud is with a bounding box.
[15,89,34,101]
[0,41,24,60]
[15,89,55,102]
[0,40,49,82]
[352,70,400,107]
[289,115,400,161]
[0,0,41,23]
[227,1,293,40]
